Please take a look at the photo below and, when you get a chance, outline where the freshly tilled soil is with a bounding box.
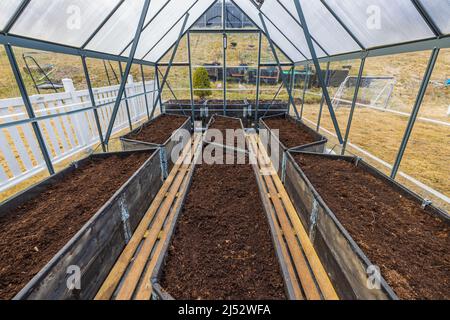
[126,114,188,145]
[264,117,318,149]
[160,163,286,299]
[0,152,152,300]
[293,153,450,300]
[161,117,283,299]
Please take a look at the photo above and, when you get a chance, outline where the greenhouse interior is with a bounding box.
[0,0,448,302]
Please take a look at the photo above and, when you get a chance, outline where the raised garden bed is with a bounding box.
[151,152,293,299]
[207,100,254,127]
[248,100,289,118]
[204,115,247,152]
[150,117,294,300]
[260,113,327,177]
[121,114,191,177]
[0,149,163,300]
[162,99,290,128]
[284,151,450,300]
[163,100,206,121]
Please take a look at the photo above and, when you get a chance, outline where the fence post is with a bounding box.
[127,74,138,122]
[4,43,54,175]
[62,78,91,146]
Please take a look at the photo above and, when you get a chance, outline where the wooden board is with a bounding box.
[247,134,338,301]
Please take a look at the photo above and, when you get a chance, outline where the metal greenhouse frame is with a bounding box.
[0,0,448,200]
[1,0,450,304]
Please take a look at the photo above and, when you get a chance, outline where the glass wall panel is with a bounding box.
[192,0,222,29]
[345,51,430,175]
[226,33,258,101]
[13,48,87,96]
[301,60,362,150]
[225,0,256,29]
[190,33,223,102]
[159,66,190,102]
[397,49,450,212]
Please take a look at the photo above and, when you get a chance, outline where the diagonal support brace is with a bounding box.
[149,14,190,120]
[104,0,152,146]
[293,0,344,143]
[259,13,300,120]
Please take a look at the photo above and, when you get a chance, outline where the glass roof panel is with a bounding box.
[233,0,303,62]
[276,0,361,54]
[418,0,450,34]
[86,0,168,55]
[0,0,22,32]
[134,0,216,62]
[10,0,121,47]
[192,0,223,29]
[261,0,327,59]
[225,0,256,29]
[323,0,434,48]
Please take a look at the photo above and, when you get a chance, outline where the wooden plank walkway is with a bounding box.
[247,133,338,300]
[95,134,201,300]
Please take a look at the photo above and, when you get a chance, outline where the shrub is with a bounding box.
[193,67,212,100]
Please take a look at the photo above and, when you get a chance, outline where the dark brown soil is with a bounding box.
[208,116,243,132]
[264,117,318,149]
[166,100,204,105]
[208,100,246,105]
[249,98,302,106]
[126,114,188,145]
[248,100,288,106]
[206,116,246,150]
[0,152,152,300]
[293,153,450,300]
[160,162,286,300]
[165,100,205,108]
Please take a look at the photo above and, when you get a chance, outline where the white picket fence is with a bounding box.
[0,76,158,193]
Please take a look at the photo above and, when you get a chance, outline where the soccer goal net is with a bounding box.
[332,76,396,110]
